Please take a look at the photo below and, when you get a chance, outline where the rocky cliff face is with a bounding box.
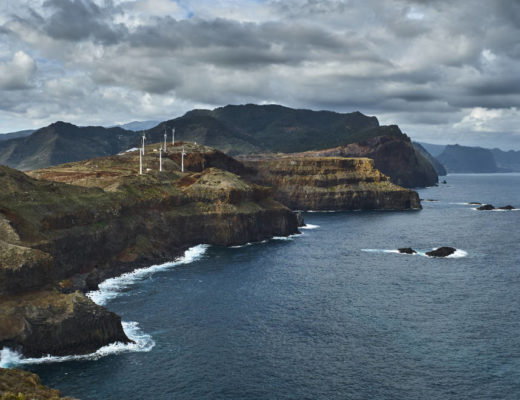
[437,144,499,173]
[244,157,421,210]
[0,143,298,358]
[0,367,74,399]
[292,134,438,188]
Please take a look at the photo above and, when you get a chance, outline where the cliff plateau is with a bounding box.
[244,157,421,210]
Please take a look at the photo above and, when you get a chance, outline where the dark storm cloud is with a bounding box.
[36,0,127,44]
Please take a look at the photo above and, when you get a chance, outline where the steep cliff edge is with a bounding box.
[244,157,421,211]
[0,143,298,358]
[287,134,438,188]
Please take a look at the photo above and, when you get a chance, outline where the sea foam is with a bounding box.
[300,224,320,229]
[0,321,154,368]
[87,244,209,306]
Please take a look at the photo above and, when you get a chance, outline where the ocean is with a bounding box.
[2,173,520,399]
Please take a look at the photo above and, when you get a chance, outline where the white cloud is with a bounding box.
[0,51,37,90]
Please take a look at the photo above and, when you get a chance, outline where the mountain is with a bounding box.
[0,122,140,170]
[437,144,499,173]
[418,142,446,157]
[145,104,437,187]
[0,129,35,141]
[413,142,447,176]
[113,120,160,131]
[146,104,384,154]
[0,104,439,186]
[491,148,520,172]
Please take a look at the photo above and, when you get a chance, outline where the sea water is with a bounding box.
[5,173,520,399]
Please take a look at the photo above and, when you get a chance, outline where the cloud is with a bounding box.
[0,51,37,90]
[0,0,518,149]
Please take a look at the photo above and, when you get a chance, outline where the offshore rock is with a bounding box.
[244,157,421,211]
[426,247,456,257]
[398,248,416,254]
[477,204,495,210]
[498,205,515,210]
[295,211,305,227]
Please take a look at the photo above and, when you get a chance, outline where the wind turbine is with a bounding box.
[159,146,163,172]
[172,128,175,145]
[141,131,146,155]
[181,146,186,172]
[139,147,143,175]
[164,129,167,152]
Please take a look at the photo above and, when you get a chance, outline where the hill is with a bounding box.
[437,145,499,173]
[0,122,140,170]
[0,129,34,141]
[491,148,520,172]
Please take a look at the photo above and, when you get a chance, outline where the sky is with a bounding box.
[0,0,519,149]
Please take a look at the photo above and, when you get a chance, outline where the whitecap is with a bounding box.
[87,244,209,306]
[300,224,320,229]
[0,321,154,368]
[361,249,400,254]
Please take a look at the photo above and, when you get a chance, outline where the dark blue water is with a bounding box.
[23,174,520,399]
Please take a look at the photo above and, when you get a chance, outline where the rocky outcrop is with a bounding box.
[0,367,74,399]
[426,247,456,257]
[244,157,421,211]
[0,143,298,357]
[413,142,447,176]
[284,134,438,188]
[398,248,416,254]
[0,291,128,357]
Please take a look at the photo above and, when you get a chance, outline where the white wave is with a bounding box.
[300,224,320,229]
[362,248,468,258]
[0,321,154,368]
[472,208,519,212]
[87,244,209,306]
[446,249,468,258]
[361,249,400,254]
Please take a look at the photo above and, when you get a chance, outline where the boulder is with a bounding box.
[426,247,456,257]
[477,204,495,210]
[398,247,416,254]
[498,205,515,210]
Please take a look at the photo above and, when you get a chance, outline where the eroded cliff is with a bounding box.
[244,157,421,210]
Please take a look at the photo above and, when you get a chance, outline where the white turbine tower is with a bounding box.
[159,146,163,172]
[181,146,186,172]
[172,128,175,145]
[164,129,167,152]
[139,147,143,175]
[141,131,146,155]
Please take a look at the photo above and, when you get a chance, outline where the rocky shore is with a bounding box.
[0,143,298,359]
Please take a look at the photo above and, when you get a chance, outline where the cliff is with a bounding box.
[413,142,447,176]
[270,134,438,188]
[437,144,499,173]
[0,143,298,358]
[0,367,74,399]
[244,157,421,210]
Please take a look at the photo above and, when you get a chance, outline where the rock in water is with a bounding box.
[498,205,515,210]
[295,211,305,227]
[468,202,482,205]
[477,204,495,210]
[426,247,456,257]
[398,248,416,254]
